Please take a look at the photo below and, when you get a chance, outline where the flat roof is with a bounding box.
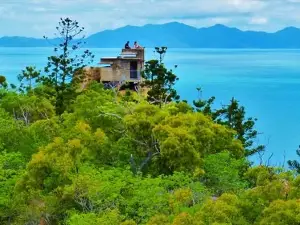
[120,53,137,56]
[101,57,143,61]
[101,57,118,59]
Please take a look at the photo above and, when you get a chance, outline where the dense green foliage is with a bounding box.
[141,47,180,106]
[1,18,299,225]
[0,79,300,225]
[0,81,298,224]
[194,90,265,156]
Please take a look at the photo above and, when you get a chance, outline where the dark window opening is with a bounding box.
[130,61,138,79]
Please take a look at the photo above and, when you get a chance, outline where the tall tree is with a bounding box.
[38,17,94,115]
[142,47,180,107]
[215,97,264,156]
[194,90,264,156]
[288,146,300,173]
[155,46,168,63]
[17,66,41,92]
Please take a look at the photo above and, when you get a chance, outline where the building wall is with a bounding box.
[99,60,143,82]
[83,49,145,84]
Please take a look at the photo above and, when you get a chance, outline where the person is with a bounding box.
[133,41,142,49]
[125,41,131,49]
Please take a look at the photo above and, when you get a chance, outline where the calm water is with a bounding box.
[1,47,300,165]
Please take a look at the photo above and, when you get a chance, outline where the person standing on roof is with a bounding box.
[125,41,131,49]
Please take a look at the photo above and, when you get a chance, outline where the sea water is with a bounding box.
[1,47,300,165]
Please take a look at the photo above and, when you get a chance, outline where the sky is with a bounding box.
[1,0,300,37]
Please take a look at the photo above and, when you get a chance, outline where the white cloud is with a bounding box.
[0,0,300,37]
[227,0,266,11]
[249,17,268,25]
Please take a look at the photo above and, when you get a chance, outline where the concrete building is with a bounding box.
[84,48,145,89]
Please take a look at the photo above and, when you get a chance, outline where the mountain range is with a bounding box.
[1,22,300,48]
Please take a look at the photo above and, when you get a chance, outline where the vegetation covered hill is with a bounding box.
[2,22,300,48]
[1,18,300,225]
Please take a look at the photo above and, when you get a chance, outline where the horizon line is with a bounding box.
[1,22,299,39]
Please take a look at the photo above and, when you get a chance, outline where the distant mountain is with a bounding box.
[0,36,48,47]
[1,22,300,48]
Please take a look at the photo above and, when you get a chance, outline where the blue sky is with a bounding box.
[1,0,300,37]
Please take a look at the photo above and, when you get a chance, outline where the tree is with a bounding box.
[193,87,216,117]
[0,108,29,155]
[147,214,170,225]
[240,166,294,223]
[172,212,195,225]
[142,47,180,107]
[215,98,264,156]
[194,91,264,156]
[202,152,248,195]
[0,75,6,86]
[0,92,55,125]
[258,200,300,225]
[0,151,25,224]
[288,146,300,173]
[195,193,249,225]
[17,66,41,92]
[38,17,94,115]
[0,75,8,89]
[155,47,168,64]
[67,210,122,225]
[124,103,244,175]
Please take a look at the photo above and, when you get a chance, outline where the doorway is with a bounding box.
[130,61,138,79]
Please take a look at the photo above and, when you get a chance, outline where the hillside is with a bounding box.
[1,22,300,48]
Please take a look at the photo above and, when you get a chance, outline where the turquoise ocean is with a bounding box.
[1,47,300,165]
